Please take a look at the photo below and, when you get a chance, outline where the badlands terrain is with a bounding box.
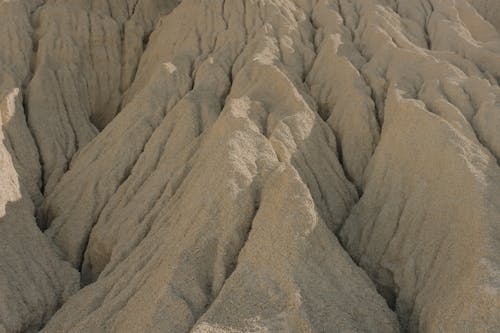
[0,0,500,332]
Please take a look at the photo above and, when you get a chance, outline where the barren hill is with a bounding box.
[0,0,499,332]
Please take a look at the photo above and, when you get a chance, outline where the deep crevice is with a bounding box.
[188,190,261,333]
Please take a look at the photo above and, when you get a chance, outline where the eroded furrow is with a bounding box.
[38,1,396,332]
[336,0,500,331]
[1,0,500,332]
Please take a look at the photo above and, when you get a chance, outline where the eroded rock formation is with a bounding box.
[0,0,499,332]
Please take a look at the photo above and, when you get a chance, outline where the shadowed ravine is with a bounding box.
[0,0,499,332]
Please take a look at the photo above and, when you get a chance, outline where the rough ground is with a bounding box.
[0,0,499,332]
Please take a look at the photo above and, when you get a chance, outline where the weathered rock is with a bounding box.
[0,0,499,332]
[0,3,79,332]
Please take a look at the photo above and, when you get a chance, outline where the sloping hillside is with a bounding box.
[0,0,499,332]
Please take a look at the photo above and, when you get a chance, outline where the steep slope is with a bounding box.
[39,1,399,331]
[0,2,79,332]
[468,0,500,30]
[340,87,500,332]
[0,0,499,332]
[27,0,180,196]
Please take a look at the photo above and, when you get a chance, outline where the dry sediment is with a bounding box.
[0,0,499,332]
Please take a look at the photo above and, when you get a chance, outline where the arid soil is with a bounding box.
[0,0,499,332]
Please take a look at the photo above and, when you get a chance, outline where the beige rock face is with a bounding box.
[468,0,500,30]
[26,0,181,196]
[0,3,79,332]
[0,0,499,332]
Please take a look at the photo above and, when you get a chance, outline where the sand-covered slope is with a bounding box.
[0,0,499,332]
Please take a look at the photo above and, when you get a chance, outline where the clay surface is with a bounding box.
[0,0,499,332]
